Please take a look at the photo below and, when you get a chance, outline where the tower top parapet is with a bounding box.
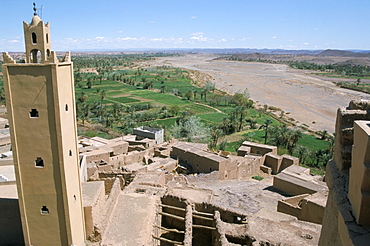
[23,4,51,64]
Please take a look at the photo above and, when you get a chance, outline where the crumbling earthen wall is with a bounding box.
[85,150,110,164]
[273,175,326,196]
[122,148,155,166]
[85,178,122,242]
[171,145,228,173]
[102,141,128,155]
[348,121,370,226]
[218,156,262,180]
[98,170,135,187]
[83,181,105,241]
[278,194,309,219]
[156,195,252,246]
[319,100,370,245]
[334,99,370,170]
[278,193,326,225]
[279,154,299,173]
[264,153,283,174]
[241,141,277,155]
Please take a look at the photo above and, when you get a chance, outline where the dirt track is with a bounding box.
[151,55,370,133]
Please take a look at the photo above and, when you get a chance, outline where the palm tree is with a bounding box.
[321,130,328,140]
[78,103,90,126]
[78,91,87,103]
[112,103,122,120]
[209,126,224,150]
[231,106,248,132]
[295,145,310,164]
[100,90,106,104]
[87,78,92,89]
[260,119,273,144]
[104,111,113,127]
[185,90,193,100]
[193,90,197,101]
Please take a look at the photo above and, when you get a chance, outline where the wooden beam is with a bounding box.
[192,214,214,221]
[154,225,185,234]
[193,224,217,230]
[159,211,185,221]
[152,235,184,245]
[160,203,186,211]
[193,210,214,217]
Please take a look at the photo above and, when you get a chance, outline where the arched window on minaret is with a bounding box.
[30,49,41,63]
[32,32,37,44]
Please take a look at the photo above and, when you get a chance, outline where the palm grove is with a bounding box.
[71,53,332,172]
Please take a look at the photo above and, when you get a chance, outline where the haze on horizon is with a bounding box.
[2,0,370,52]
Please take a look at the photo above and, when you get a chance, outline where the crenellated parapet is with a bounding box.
[319,100,370,246]
[334,100,370,170]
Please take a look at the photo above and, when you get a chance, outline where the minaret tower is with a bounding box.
[23,3,52,63]
[2,5,85,246]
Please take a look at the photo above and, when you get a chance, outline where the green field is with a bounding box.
[69,55,333,173]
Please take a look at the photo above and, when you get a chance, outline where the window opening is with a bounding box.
[32,32,37,44]
[30,49,41,63]
[65,104,68,111]
[30,109,39,118]
[46,33,49,44]
[73,195,76,201]
[69,150,72,156]
[35,157,44,167]
[41,206,49,214]
[47,49,50,57]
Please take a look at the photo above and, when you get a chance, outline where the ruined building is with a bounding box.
[2,12,85,245]
[319,100,370,245]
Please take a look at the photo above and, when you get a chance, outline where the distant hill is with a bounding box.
[317,49,370,58]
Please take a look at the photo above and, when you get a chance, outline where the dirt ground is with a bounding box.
[149,54,370,133]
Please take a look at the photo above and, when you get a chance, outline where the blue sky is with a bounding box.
[2,0,370,51]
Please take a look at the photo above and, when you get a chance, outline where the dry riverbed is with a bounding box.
[148,54,370,133]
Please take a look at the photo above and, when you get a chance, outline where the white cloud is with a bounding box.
[95,37,105,40]
[272,36,277,39]
[148,21,156,24]
[117,31,123,33]
[190,35,209,41]
[219,38,227,42]
[191,16,197,19]
[9,40,19,43]
[239,37,252,41]
[287,39,293,42]
[191,32,204,36]
[303,42,309,45]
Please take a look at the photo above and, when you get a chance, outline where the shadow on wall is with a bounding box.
[0,198,24,245]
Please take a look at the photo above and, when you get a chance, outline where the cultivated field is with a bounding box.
[150,54,370,133]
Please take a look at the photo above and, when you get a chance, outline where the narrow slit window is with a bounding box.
[73,195,76,201]
[32,32,37,44]
[69,150,72,156]
[30,109,39,118]
[41,206,49,215]
[35,157,44,167]
[65,104,68,112]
